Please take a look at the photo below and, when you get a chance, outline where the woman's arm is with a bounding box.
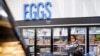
[73,40,79,47]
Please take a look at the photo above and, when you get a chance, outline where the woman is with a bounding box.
[66,35,83,56]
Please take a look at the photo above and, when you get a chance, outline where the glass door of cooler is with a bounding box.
[89,27,100,56]
[36,28,51,56]
[22,29,35,56]
[71,27,87,56]
[53,28,68,56]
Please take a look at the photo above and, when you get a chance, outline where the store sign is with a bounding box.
[24,1,52,20]
[5,0,65,21]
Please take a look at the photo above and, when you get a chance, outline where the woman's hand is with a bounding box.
[73,44,78,47]
[64,45,70,50]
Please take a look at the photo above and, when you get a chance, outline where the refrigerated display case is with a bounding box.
[22,29,35,56]
[20,26,100,56]
[36,28,51,56]
[71,27,87,55]
[53,28,68,56]
[89,27,100,56]
[22,29,35,45]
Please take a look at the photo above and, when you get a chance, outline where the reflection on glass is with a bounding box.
[0,17,25,56]
[89,27,100,56]
[37,28,51,45]
[70,27,86,56]
[22,29,35,45]
[0,42,25,56]
[22,29,28,38]
[22,29,35,56]
[0,6,8,17]
[53,28,68,56]
[0,4,26,56]
[36,28,51,56]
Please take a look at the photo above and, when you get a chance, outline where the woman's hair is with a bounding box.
[68,35,77,42]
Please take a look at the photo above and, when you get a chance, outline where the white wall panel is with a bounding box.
[5,0,100,21]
